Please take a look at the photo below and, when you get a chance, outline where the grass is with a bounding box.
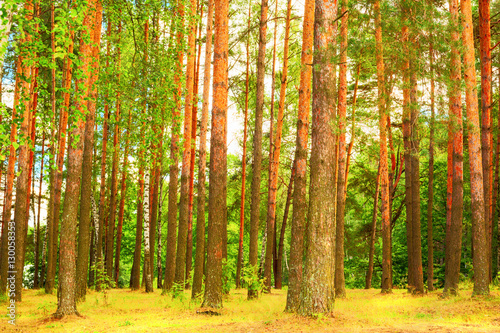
[1,287,499,332]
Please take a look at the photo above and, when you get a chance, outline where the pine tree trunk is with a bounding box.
[46,27,75,295]
[248,0,268,300]
[495,70,500,277]
[0,58,20,295]
[461,0,489,296]
[427,39,435,292]
[76,0,102,301]
[202,0,228,308]
[13,57,33,303]
[34,133,45,289]
[265,0,292,294]
[106,19,122,283]
[334,0,348,299]
[366,163,381,289]
[55,0,95,314]
[235,0,250,290]
[298,0,338,316]
[174,0,197,290]
[185,18,203,288]
[276,161,295,289]
[443,1,461,293]
[164,0,185,292]
[192,0,213,298]
[285,0,313,312]
[115,103,132,285]
[375,0,392,293]
[479,0,493,282]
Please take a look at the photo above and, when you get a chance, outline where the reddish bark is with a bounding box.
[235,0,251,290]
[375,0,392,293]
[202,0,228,308]
[366,163,381,289]
[479,0,493,281]
[192,0,214,298]
[285,0,313,312]
[248,0,268,300]
[174,0,197,290]
[461,0,489,295]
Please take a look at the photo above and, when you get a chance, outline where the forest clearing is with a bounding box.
[2,287,500,332]
[3,0,500,329]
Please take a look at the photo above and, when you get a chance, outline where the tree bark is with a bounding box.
[202,0,228,308]
[248,0,268,300]
[235,0,250,290]
[285,0,313,312]
[164,0,185,293]
[375,0,392,293]
[276,161,295,289]
[298,0,337,316]
[335,0,348,299]
[366,163,381,289]
[143,173,153,293]
[174,0,197,290]
[76,0,102,301]
[479,0,493,282]
[427,39,435,291]
[34,133,45,289]
[115,102,132,285]
[54,0,95,314]
[0,57,20,295]
[443,0,463,297]
[461,0,489,296]
[192,0,213,298]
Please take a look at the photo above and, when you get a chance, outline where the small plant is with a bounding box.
[91,261,116,307]
[242,264,265,295]
[171,281,186,301]
[118,320,133,327]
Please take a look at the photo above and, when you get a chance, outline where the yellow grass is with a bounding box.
[1,287,500,332]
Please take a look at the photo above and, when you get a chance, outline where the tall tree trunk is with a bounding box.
[275,161,295,289]
[115,105,132,285]
[443,0,463,297]
[192,0,213,298]
[335,0,348,299]
[375,0,392,293]
[54,0,95,314]
[495,70,500,277]
[461,0,489,296]
[106,19,122,283]
[264,0,292,294]
[46,27,75,295]
[409,63,424,294]
[143,173,153,293]
[235,0,250,290]
[174,0,197,290]
[248,0,269,300]
[95,21,111,292]
[366,163,381,289]
[185,14,203,287]
[345,64,360,198]
[427,39,435,292]
[76,0,103,301]
[298,0,337,316]
[12,2,35,301]
[201,0,228,308]
[479,0,493,282]
[34,133,45,289]
[157,178,164,289]
[164,0,185,293]
[285,0,313,312]
[0,58,20,295]
[130,169,144,290]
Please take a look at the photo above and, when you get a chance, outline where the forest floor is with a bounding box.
[1,286,500,332]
